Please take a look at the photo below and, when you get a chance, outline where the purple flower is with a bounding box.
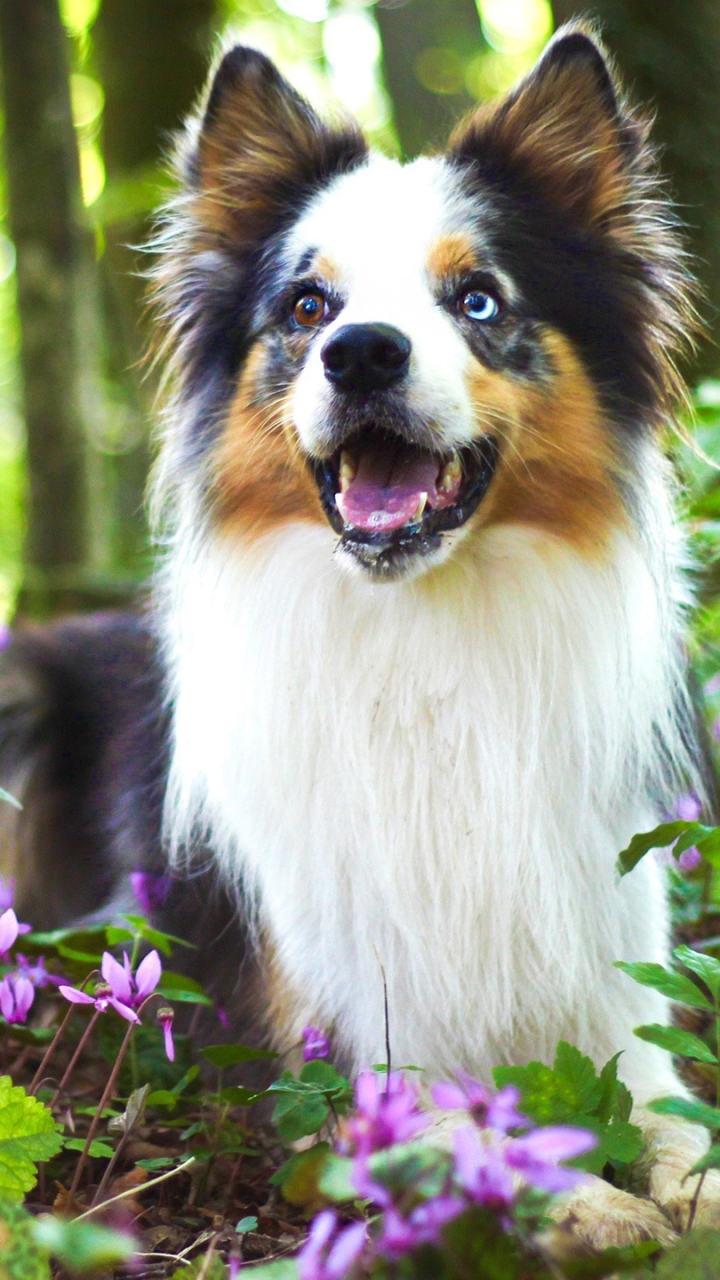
[0,876,15,912]
[453,1126,515,1222]
[674,792,702,823]
[505,1125,596,1194]
[0,908,25,957]
[346,1071,429,1156]
[60,949,162,1023]
[298,1210,366,1280]
[678,846,703,872]
[713,716,720,744]
[303,1025,331,1061]
[432,1075,527,1133]
[377,1198,465,1259]
[157,1006,175,1061]
[0,973,34,1024]
[705,672,720,696]
[15,955,60,989]
[129,871,172,915]
[0,624,10,653]
[216,1004,230,1031]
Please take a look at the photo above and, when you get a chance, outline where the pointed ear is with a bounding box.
[189,45,367,244]
[448,26,644,231]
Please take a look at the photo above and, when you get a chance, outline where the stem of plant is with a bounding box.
[66,1018,135,1208]
[73,1156,197,1221]
[28,1003,76,1095]
[687,1167,708,1232]
[49,1010,101,1109]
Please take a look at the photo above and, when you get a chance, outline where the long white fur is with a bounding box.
[157,152,701,1107]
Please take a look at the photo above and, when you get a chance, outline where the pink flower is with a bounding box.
[678,846,703,872]
[0,876,15,912]
[60,949,162,1024]
[15,955,60,988]
[346,1071,429,1156]
[0,973,34,1024]
[505,1125,596,1194]
[431,1075,527,1133]
[298,1210,365,1280]
[129,871,172,915]
[303,1025,331,1061]
[0,908,28,956]
[704,672,720,696]
[674,793,702,822]
[453,1126,515,1221]
[377,1198,465,1259]
[157,1007,175,1061]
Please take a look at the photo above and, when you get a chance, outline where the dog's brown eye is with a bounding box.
[293,292,327,328]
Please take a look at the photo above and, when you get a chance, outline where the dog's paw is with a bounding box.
[549,1176,677,1250]
[650,1165,720,1232]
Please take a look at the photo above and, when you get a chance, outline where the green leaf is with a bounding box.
[233,1262,297,1280]
[493,1060,583,1125]
[0,787,22,811]
[219,1086,272,1107]
[0,1078,63,1200]
[33,1215,136,1272]
[157,971,212,1006]
[0,1197,50,1280]
[615,961,713,1009]
[270,1143,331,1208]
[617,821,698,875]
[634,1023,718,1063]
[120,915,195,954]
[673,944,720,999]
[553,1042,603,1113]
[236,1215,258,1234]
[648,1095,720,1132]
[317,1153,357,1203]
[595,1052,622,1123]
[63,1139,114,1159]
[689,1143,720,1176]
[136,1157,175,1170]
[595,1119,644,1167]
[201,1043,278,1068]
[654,1228,720,1279]
[272,1090,329,1141]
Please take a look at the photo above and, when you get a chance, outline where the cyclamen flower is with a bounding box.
[0,908,29,957]
[346,1071,429,1156]
[432,1075,527,1133]
[157,1006,175,1062]
[453,1126,516,1224]
[60,949,162,1024]
[377,1198,465,1260]
[298,1210,366,1280]
[303,1025,331,1061]
[129,871,172,915]
[15,955,60,989]
[505,1125,597,1194]
[0,973,34,1024]
[0,876,15,912]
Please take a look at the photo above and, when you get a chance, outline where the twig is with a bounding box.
[73,1156,197,1221]
[373,945,391,1091]
[688,1167,708,1232]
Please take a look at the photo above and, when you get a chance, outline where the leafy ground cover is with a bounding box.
[0,823,719,1280]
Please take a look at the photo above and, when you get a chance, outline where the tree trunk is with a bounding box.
[375,0,484,158]
[552,0,720,376]
[0,0,93,616]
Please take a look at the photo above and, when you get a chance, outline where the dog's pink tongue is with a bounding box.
[336,442,441,533]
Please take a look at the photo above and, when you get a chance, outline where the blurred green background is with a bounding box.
[2,0,720,713]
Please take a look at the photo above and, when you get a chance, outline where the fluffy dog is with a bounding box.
[2,22,719,1246]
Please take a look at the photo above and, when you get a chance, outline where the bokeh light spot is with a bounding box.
[276,0,328,23]
[476,0,552,55]
[415,48,465,96]
[80,143,105,207]
[60,0,101,39]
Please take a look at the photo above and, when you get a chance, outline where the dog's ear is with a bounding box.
[448,26,644,232]
[188,46,367,245]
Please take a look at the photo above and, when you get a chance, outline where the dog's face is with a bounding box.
[155,28,690,581]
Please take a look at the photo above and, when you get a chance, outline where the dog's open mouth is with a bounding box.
[310,427,499,573]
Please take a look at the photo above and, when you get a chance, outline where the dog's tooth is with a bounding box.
[339,451,357,493]
[439,453,462,492]
[412,492,428,521]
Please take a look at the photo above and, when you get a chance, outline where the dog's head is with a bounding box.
[153,26,693,582]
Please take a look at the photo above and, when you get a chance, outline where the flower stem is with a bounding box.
[50,1009,101,1109]
[688,1167,708,1232]
[73,1156,196,1221]
[28,1003,76,1095]
[66,1019,135,1208]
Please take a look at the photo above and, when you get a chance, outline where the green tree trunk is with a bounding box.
[375,0,484,158]
[0,0,93,616]
[552,0,720,377]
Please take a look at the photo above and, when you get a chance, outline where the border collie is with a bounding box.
[2,23,719,1246]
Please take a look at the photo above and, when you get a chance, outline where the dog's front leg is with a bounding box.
[633,1106,720,1231]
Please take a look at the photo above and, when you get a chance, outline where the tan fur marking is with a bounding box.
[426,232,477,284]
[264,940,322,1058]
[211,343,324,541]
[473,331,626,553]
[312,254,341,288]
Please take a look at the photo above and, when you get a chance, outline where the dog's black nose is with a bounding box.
[321,323,411,393]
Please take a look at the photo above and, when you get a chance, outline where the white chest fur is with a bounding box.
[162,513,696,1089]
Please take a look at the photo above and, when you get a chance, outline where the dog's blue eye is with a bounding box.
[461,291,500,322]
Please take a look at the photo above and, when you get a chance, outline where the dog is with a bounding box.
[2,21,720,1247]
